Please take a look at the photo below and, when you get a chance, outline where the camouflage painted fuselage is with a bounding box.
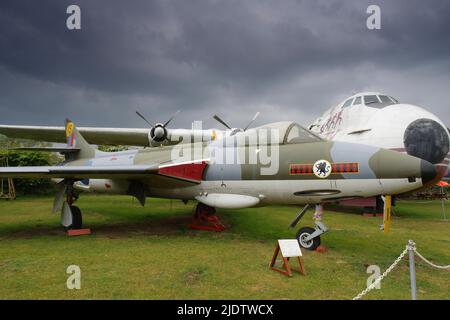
[71,137,436,209]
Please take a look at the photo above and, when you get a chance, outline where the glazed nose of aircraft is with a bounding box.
[404,118,449,164]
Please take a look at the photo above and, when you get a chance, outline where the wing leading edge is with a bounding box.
[0,125,150,146]
[0,161,208,183]
[0,165,159,179]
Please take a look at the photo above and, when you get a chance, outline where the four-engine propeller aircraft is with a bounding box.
[0,113,214,147]
[0,119,440,250]
[0,111,260,148]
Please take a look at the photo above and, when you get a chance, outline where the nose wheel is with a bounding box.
[296,227,321,250]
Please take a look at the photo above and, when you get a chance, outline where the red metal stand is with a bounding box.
[190,203,226,232]
[67,229,91,236]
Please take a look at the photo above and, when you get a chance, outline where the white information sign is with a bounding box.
[278,239,302,258]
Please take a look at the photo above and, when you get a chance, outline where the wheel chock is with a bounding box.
[315,245,328,253]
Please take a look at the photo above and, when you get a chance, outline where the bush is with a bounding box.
[97,145,128,152]
[2,151,56,195]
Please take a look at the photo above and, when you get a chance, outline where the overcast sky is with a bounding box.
[0,0,449,130]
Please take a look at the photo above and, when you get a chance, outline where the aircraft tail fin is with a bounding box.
[65,119,96,159]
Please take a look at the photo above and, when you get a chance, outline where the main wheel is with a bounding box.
[69,205,83,230]
[296,226,321,250]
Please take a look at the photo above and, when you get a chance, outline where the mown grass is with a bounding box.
[0,195,449,300]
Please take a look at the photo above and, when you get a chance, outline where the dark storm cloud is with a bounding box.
[0,0,449,129]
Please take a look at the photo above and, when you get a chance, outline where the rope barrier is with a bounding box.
[414,248,450,270]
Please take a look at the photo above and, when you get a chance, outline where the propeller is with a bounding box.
[213,115,232,130]
[136,109,180,144]
[213,112,260,135]
[136,111,154,127]
[243,112,260,132]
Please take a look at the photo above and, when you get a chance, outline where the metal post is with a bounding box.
[441,186,447,221]
[408,240,417,300]
[382,195,391,234]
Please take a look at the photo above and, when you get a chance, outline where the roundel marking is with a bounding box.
[313,159,332,178]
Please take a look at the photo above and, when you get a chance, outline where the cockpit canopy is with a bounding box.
[248,121,323,144]
[209,121,322,148]
[341,92,399,109]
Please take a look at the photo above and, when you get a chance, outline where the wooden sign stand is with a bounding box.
[270,240,305,277]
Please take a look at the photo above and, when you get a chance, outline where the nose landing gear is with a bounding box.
[290,204,329,251]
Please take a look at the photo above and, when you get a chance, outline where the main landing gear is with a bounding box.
[57,181,84,230]
[290,204,329,251]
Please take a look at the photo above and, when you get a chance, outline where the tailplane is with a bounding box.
[65,119,96,159]
[9,120,96,160]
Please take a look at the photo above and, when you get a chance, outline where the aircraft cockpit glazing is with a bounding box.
[342,94,399,109]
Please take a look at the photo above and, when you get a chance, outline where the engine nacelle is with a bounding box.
[148,123,168,146]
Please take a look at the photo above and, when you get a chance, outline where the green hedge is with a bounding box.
[1,151,56,195]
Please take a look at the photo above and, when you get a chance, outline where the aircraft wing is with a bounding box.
[0,125,221,147]
[0,165,159,179]
[0,161,208,183]
[0,125,150,146]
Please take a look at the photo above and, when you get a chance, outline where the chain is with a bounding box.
[353,240,449,300]
[413,248,450,270]
[352,246,408,300]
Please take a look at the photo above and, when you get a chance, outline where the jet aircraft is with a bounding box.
[0,119,440,250]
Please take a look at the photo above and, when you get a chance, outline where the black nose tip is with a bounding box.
[404,118,449,164]
[421,160,438,185]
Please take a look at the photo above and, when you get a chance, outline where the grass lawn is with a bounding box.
[0,194,449,300]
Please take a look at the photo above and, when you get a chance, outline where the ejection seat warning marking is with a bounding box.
[289,162,359,175]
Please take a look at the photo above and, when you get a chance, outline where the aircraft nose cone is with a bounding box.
[404,118,449,164]
[420,159,438,185]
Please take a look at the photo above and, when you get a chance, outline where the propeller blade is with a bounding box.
[163,110,180,127]
[136,111,154,128]
[243,112,260,131]
[213,115,232,130]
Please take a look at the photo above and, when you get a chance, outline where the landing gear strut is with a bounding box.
[290,204,329,251]
[59,181,83,230]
